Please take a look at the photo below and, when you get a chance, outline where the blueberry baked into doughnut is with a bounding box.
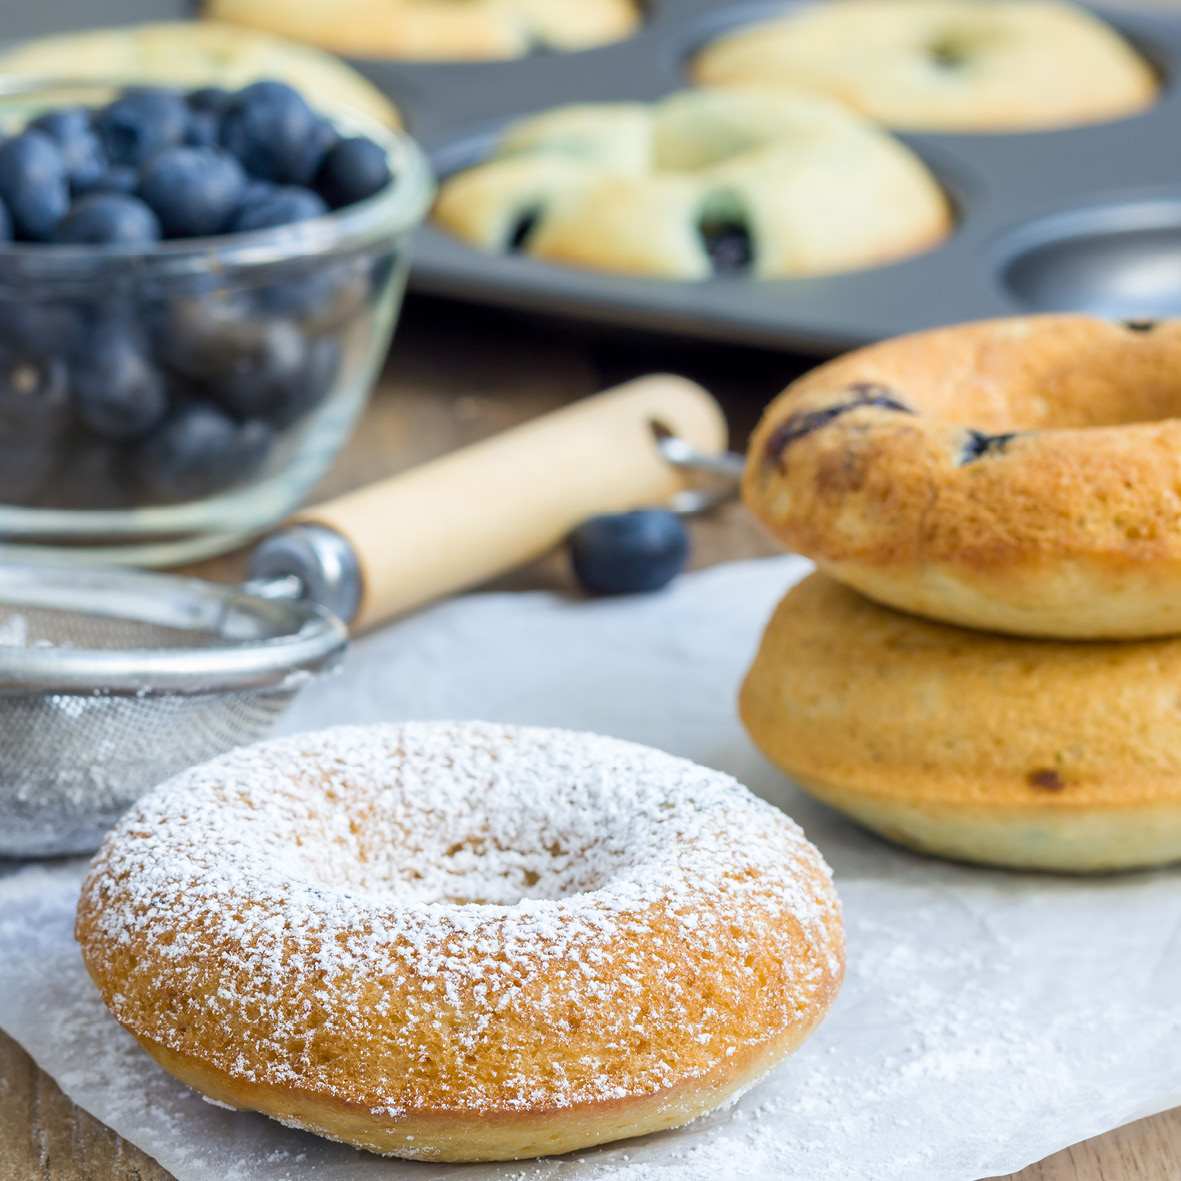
[432,88,951,280]
[744,316,1181,639]
[692,0,1156,132]
[740,572,1181,872]
[204,0,640,60]
[76,722,844,1161]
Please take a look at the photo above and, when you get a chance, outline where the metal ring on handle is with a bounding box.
[657,435,746,515]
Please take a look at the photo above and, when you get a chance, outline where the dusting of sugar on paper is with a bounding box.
[4,558,1181,1181]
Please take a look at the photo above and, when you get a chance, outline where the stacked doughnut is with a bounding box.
[741,315,1181,872]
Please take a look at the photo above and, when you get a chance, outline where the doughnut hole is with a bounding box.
[845,317,1181,431]
[272,744,680,906]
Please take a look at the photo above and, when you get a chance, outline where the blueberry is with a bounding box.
[52,194,161,245]
[151,294,261,380]
[0,343,71,439]
[0,131,70,241]
[185,110,221,149]
[294,116,339,186]
[72,165,139,198]
[136,401,271,501]
[315,136,391,209]
[700,215,753,274]
[0,302,86,361]
[252,258,369,330]
[209,318,322,420]
[213,318,305,418]
[959,429,1019,465]
[229,184,327,233]
[763,382,914,465]
[569,509,690,595]
[268,334,340,427]
[137,146,247,237]
[30,107,106,193]
[185,84,232,148]
[219,81,317,184]
[94,87,189,168]
[187,87,231,114]
[71,326,168,439]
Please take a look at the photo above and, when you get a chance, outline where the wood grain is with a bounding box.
[0,295,1173,1180]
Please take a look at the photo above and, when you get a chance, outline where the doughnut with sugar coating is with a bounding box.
[76,722,844,1161]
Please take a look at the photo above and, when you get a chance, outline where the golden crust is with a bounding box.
[204,0,640,60]
[0,22,401,128]
[433,88,951,280]
[743,315,1181,639]
[740,573,1181,871]
[692,0,1157,132]
[75,723,844,1161]
[128,1004,834,1160]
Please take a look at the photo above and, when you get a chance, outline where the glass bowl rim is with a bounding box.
[0,76,436,280]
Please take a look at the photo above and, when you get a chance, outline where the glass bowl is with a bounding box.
[0,81,433,566]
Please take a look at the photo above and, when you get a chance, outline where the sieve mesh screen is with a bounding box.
[0,687,297,858]
[0,563,346,859]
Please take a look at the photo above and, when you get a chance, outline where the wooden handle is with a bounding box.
[298,374,728,631]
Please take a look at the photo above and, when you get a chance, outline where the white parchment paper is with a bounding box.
[3,555,1181,1181]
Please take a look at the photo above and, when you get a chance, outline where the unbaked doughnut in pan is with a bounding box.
[432,88,951,280]
[692,0,1156,132]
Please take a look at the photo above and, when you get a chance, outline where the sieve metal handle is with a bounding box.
[249,375,729,632]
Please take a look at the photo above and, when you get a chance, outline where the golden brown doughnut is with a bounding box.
[740,572,1181,872]
[76,722,844,1161]
[744,315,1181,639]
[692,0,1156,132]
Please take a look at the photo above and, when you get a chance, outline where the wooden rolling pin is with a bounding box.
[291,374,727,630]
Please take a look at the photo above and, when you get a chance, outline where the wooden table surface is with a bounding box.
[0,295,1175,1180]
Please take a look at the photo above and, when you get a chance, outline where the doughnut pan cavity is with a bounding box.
[12,0,1181,353]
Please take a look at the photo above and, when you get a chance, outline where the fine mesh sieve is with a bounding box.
[0,563,346,857]
[0,376,737,859]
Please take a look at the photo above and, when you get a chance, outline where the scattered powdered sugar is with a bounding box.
[79,721,842,1140]
[0,612,28,646]
[8,559,1181,1180]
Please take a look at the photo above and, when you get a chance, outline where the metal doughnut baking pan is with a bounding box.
[12,0,1181,353]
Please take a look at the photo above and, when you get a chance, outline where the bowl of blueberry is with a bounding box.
[0,76,432,565]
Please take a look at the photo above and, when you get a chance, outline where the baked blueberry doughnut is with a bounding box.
[76,722,844,1161]
[433,88,951,280]
[692,0,1156,132]
[741,572,1181,872]
[0,21,400,128]
[203,0,640,60]
[744,315,1181,639]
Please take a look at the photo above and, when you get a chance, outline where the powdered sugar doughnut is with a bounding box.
[75,722,844,1162]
